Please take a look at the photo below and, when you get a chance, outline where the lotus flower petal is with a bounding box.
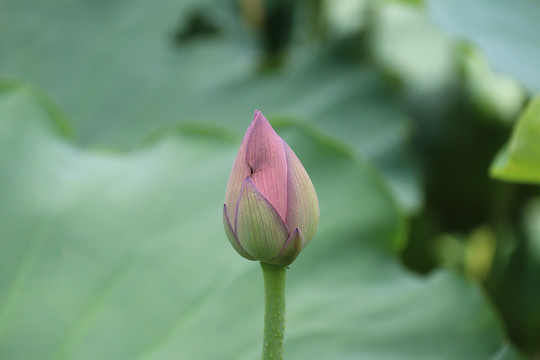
[283,141,319,245]
[224,119,255,223]
[245,111,288,219]
[235,177,289,261]
[267,228,304,266]
[223,205,256,260]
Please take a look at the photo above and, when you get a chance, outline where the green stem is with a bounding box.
[261,262,287,360]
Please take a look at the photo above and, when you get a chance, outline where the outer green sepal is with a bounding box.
[223,204,256,260]
[235,177,290,261]
[266,228,304,266]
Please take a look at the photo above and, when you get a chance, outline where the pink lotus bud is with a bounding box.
[223,110,319,266]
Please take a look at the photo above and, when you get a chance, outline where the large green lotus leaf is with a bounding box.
[491,96,540,184]
[428,0,540,94]
[0,0,421,213]
[0,85,521,359]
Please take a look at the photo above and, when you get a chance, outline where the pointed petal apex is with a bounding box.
[266,228,304,266]
[223,204,256,260]
[253,109,262,121]
[245,112,288,218]
[235,177,289,261]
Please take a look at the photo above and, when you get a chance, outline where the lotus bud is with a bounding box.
[223,110,319,266]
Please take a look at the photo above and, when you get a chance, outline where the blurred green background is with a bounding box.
[1,0,539,359]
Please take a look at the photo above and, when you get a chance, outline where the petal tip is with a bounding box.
[252,109,262,125]
[265,227,305,266]
[240,176,256,193]
[251,109,271,128]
